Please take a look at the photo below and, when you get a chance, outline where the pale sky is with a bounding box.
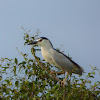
[0,0,100,82]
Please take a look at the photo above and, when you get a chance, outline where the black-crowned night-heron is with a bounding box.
[28,37,84,84]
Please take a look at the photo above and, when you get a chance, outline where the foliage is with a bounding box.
[0,31,100,100]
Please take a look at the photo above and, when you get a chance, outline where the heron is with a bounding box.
[28,37,84,85]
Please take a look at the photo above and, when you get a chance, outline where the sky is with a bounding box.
[0,0,100,82]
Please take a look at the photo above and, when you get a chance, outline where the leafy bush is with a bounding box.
[0,31,100,100]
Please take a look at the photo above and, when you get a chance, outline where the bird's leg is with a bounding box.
[61,72,69,86]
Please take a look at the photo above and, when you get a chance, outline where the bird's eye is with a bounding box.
[39,39,42,42]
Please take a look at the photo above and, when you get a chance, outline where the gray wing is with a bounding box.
[51,49,83,75]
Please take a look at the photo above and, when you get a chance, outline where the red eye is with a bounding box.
[39,39,42,42]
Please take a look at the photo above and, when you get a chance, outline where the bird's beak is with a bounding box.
[28,41,38,45]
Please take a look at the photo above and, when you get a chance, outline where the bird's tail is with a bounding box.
[73,65,84,75]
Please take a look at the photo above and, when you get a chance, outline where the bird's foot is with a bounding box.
[60,75,68,87]
[60,79,66,87]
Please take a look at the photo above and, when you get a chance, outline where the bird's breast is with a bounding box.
[41,47,55,65]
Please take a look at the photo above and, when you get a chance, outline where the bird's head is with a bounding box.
[28,37,53,48]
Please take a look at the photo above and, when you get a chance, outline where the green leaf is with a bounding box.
[43,80,47,85]
[15,81,19,87]
[18,61,26,65]
[90,65,93,69]
[15,58,18,64]
[21,61,26,64]
[32,98,36,100]
[26,34,29,38]
[32,82,35,91]
[94,82,98,87]
[92,72,95,74]
[5,80,10,84]
[87,80,91,83]
[88,73,91,77]
[89,75,94,78]
[13,66,16,75]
